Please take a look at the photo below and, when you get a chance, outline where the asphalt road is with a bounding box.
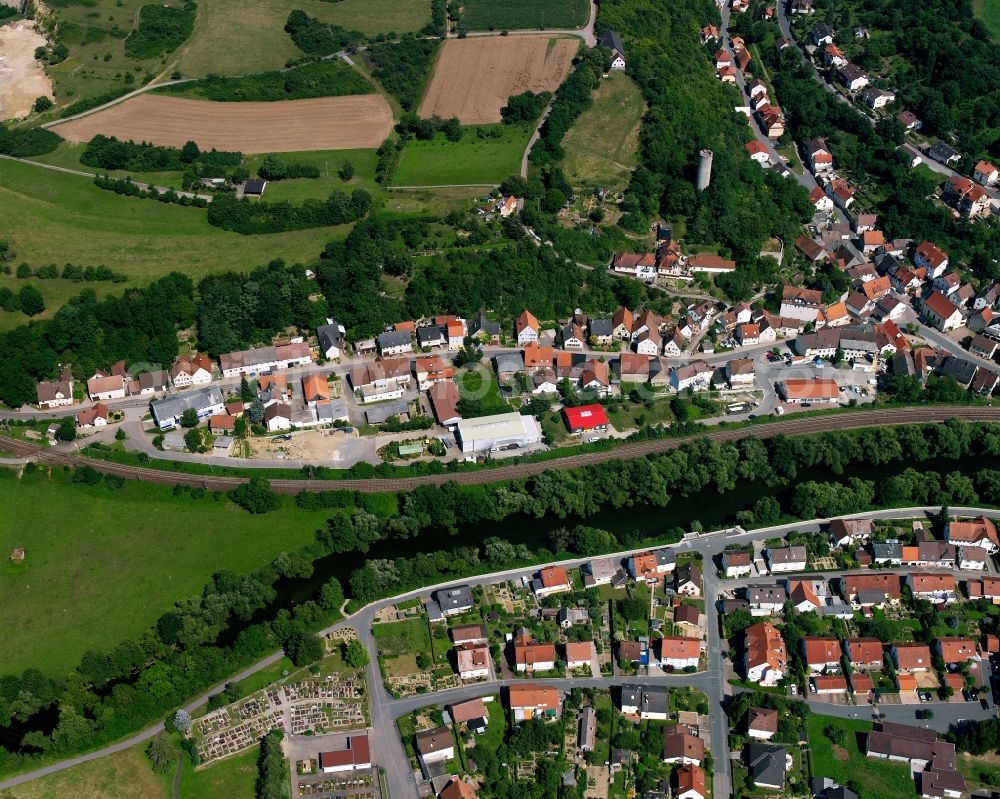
[2,505,997,795]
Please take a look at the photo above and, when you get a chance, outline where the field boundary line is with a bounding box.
[388,183,499,189]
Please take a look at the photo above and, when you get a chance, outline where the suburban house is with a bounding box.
[301,374,330,407]
[967,576,1000,602]
[451,624,488,646]
[414,356,454,390]
[747,584,784,616]
[578,707,596,754]
[316,321,346,359]
[598,29,627,69]
[744,621,787,686]
[515,310,540,346]
[76,403,109,429]
[532,565,572,598]
[675,763,706,799]
[844,638,884,669]
[36,378,74,409]
[945,516,999,553]
[765,545,807,573]
[263,403,291,432]
[974,160,999,185]
[150,386,226,430]
[438,778,479,799]
[907,573,957,604]
[456,644,490,680]
[892,643,932,671]
[350,358,411,403]
[87,373,127,401]
[935,637,977,665]
[801,637,842,673]
[207,414,236,435]
[513,637,557,673]
[658,636,701,670]
[803,139,833,174]
[722,549,753,577]
[744,743,787,790]
[319,733,371,773]
[661,724,704,765]
[506,685,560,721]
[837,63,869,91]
[914,241,949,276]
[376,330,414,357]
[829,518,874,548]
[169,354,213,391]
[674,563,702,597]
[565,641,594,670]
[841,573,901,607]
[415,726,455,772]
[435,585,474,617]
[619,684,668,720]
[219,342,312,377]
[747,707,778,740]
[469,312,501,344]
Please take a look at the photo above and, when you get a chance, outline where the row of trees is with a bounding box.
[205,188,371,234]
[173,58,371,102]
[81,135,241,173]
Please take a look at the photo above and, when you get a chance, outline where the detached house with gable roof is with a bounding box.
[515,310,540,346]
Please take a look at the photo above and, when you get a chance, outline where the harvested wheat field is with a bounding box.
[418,36,578,124]
[53,94,393,153]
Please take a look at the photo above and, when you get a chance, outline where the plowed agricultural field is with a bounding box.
[53,94,393,153]
[417,36,578,124]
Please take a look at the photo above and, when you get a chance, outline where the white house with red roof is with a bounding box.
[745,140,770,164]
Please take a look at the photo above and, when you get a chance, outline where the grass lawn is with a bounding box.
[562,71,645,191]
[372,617,432,658]
[0,157,340,329]
[240,148,380,204]
[0,745,168,799]
[604,397,673,432]
[806,715,916,799]
[173,0,429,80]
[958,751,1000,790]
[460,0,590,30]
[456,370,511,416]
[475,702,508,757]
[0,467,335,675]
[973,0,1000,39]
[179,745,258,799]
[393,125,533,186]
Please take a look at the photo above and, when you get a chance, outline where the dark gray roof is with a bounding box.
[317,322,345,353]
[417,326,446,346]
[494,352,525,374]
[364,399,410,424]
[470,311,500,337]
[589,318,614,337]
[928,142,959,162]
[598,29,625,55]
[377,330,412,349]
[811,777,859,799]
[151,386,224,425]
[244,178,266,194]
[745,742,786,789]
[872,540,902,560]
[434,584,473,612]
[939,355,977,386]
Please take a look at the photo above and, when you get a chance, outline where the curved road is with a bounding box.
[1,504,995,795]
[4,405,1000,493]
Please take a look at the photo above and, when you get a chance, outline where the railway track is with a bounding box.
[3,406,999,493]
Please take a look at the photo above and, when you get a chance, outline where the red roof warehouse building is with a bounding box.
[563,404,609,433]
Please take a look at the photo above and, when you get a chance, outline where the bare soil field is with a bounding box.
[417,36,578,124]
[0,21,54,120]
[53,94,393,153]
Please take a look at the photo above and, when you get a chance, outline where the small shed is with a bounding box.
[243,178,267,197]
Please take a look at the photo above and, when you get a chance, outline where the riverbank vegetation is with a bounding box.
[4,421,1000,779]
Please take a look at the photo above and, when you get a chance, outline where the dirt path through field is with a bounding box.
[418,35,578,124]
[51,94,393,153]
[0,21,53,120]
